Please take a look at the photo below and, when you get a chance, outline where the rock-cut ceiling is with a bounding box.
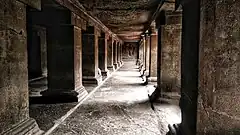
[79,0,163,42]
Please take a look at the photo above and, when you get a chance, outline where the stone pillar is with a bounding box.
[144,34,151,76]
[120,43,124,64]
[197,0,240,134]
[160,16,182,93]
[82,26,102,85]
[29,7,88,102]
[113,41,118,69]
[117,42,121,67]
[27,26,47,80]
[148,31,158,82]
[98,33,109,76]
[0,0,42,134]
[43,25,87,101]
[107,37,115,71]
[139,39,145,75]
[179,1,200,134]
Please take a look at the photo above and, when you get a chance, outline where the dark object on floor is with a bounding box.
[148,94,155,110]
[167,124,182,135]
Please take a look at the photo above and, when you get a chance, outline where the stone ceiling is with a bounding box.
[79,0,163,42]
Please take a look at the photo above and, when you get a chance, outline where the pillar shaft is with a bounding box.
[107,37,115,71]
[99,33,109,76]
[113,41,118,69]
[144,35,151,76]
[82,26,102,85]
[148,33,158,82]
[44,25,87,100]
[160,24,182,92]
[0,1,41,134]
[117,43,121,66]
[179,0,200,134]
[197,0,240,134]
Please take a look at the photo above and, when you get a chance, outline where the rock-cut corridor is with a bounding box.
[37,60,181,135]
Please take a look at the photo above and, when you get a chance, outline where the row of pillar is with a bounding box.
[139,0,240,135]
[0,1,124,134]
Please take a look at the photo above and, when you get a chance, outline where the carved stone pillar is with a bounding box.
[113,41,118,69]
[117,42,121,67]
[148,31,158,82]
[144,34,151,76]
[107,37,115,71]
[120,43,124,64]
[99,33,109,76]
[0,1,42,134]
[82,26,102,85]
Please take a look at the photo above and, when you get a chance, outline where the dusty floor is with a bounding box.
[42,60,181,135]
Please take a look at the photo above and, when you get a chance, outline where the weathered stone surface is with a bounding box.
[82,26,102,85]
[122,42,138,60]
[17,0,41,10]
[27,25,47,79]
[99,34,109,76]
[0,0,41,134]
[107,37,115,70]
[148,33,158,81]
[113,41,118,69]
[160,24,181,92]
[197,0,240,134]
[145,35,150,76]
[79,0,160,42]
[43,25,87,101]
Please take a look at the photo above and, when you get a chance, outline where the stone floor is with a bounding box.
[30,60,180,135]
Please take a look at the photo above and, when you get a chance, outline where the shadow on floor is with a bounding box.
[29,103,77,131]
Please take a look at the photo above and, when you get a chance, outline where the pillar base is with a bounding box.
[114,63,118,69]
[117,61,121,67]
[147,77,157,82]
[83,75,103,85]
[107,65,116,71]
[30,86,88,104]
[101,69,110,77]
[120,61,124,65]
[144,70,150,76]
[1,118,43,135]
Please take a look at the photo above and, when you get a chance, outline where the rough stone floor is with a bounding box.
[30,60,181,135]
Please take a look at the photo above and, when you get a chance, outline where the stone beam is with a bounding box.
[53,0,122,42]
[17,0,41,10]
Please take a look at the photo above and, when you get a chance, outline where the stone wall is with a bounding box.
[0,0,29,133]
[197,0,240,134]
[122,42,138,60]
[160,24,181,92]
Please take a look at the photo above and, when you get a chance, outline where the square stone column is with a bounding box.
[148,32,158,82]
[0,1,42,134]
[99,33,109,76]
[113,41,118,69]
[144,34,151,76]
[142,36,146,72]
[120,43,124,64]
[178,1,199,135]
[42,25,88,101]
[107,37,115,71]
[160,24,181,93]
[139,39,145,74]
[117,42,121,67]
[197,0,240,135]
[82,26,102,85]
